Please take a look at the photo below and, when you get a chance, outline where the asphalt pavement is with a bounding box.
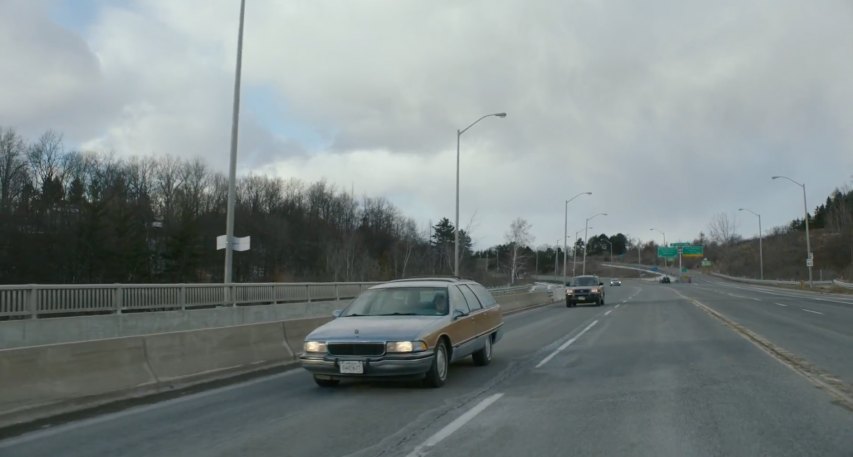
[2,280,851,457]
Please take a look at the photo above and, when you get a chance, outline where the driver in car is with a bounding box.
[433,294,448,315]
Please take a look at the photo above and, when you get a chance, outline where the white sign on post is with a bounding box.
[216,235,251,251]
[234,236,251,251]
[806,258,814,267]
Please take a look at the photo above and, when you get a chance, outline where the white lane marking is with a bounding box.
[801,308,824,315]
[536,320,598,368]
[615,304,621,309]
[751,298,761,302]
[775,303,788,307]
[604,310,612,316]
[0,369,302,447]
[406,393,504,457]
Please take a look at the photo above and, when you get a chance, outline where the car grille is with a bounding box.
[327,343,385,356]
[574,289,590,294]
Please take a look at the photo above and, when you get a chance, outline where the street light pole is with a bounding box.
[650,228,666,268]
[739,208,763,280]
[636,239,642,265]
[563,192,592,285]
[554,239,560,281]
[571,227,590,278]
[582,213,607,275]
[224,0,246,285]
[455,112,507,277]
[772,176,812,287]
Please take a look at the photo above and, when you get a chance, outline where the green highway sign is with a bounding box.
[701,258,712,267]
[671,242,691,247]
[657,246,678,258]
[682,246,704,257]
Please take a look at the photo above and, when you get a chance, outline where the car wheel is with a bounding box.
[314,376,340,388]
[472,335,493,366]
[424,340,449,388]
[565,299,571,307]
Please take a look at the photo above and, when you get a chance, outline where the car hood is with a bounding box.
[306,315,446,342]
[569,285,600,290]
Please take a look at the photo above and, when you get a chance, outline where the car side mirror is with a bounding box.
[599,282,604,286]
[453,309,466,320]
[332,309,343,318]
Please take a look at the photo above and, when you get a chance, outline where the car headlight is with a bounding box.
[386,341,428,353]
[303,341,327,353]
[566,289,574,295]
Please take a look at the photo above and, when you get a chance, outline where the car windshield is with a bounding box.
[573,277,599,286]
[342,287,448,317]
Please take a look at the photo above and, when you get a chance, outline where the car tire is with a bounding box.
[424,340,449,388]
[472,335,493,366]
[314,376,340,388]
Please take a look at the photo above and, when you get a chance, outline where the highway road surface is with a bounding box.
[2,279,852,456]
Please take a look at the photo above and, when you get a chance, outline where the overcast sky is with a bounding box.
[2,0,852,250]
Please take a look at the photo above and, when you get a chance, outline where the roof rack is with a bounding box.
[388,277,464,283]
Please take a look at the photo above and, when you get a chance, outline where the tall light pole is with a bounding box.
[739,208,763,280]
[224,0,246,285]
[563,192,592,284]
[582,213,607,275]
[636,238,642,265]
[554,239,561,281]
[455,112,507,277]
[772,175,812,287]
[572,227,591,278]
[650,228,666,267]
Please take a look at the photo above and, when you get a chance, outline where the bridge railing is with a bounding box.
[0,281,533,320]
[0,282,381,319]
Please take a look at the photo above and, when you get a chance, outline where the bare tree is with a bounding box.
[0,127,28,212]
[708,212,740,245]
[505,217,534,285]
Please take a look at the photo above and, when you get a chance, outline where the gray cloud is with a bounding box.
[2,0,852,248]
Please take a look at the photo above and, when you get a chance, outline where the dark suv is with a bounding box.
[565,275,605,307]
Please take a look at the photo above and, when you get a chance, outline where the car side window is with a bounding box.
[459,285,483,310]
[469,284,497,308]
[449,286,471,314]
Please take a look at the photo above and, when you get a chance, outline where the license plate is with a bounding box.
[577,296,586,301]
[339,361,364,374]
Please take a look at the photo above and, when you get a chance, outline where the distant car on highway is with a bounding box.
[300,277,503,388]
[609,278,622,286]
[566,275,605,307]
[660,276,671,284]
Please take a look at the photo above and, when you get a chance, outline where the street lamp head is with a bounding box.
[584,192,592,195]
[771,176,781,180]
[494,112,507,118]
[738,208,744,211]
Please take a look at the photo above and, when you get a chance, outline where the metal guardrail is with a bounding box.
[710,272,833,286]
[489,285,532,296]
[0,282,380,319]
[833,279,853,290]
[0,281,532,319]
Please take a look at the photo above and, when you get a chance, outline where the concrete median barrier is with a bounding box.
[1,291,556,429]
[0,337,158,428]
[143,322,291,384]
[496,291,555,314]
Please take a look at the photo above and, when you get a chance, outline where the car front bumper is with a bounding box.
[566,293,601,302]
[299,351,435,378]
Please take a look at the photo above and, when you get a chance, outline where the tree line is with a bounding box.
[701,185,853,280]
[0,126,483,284]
